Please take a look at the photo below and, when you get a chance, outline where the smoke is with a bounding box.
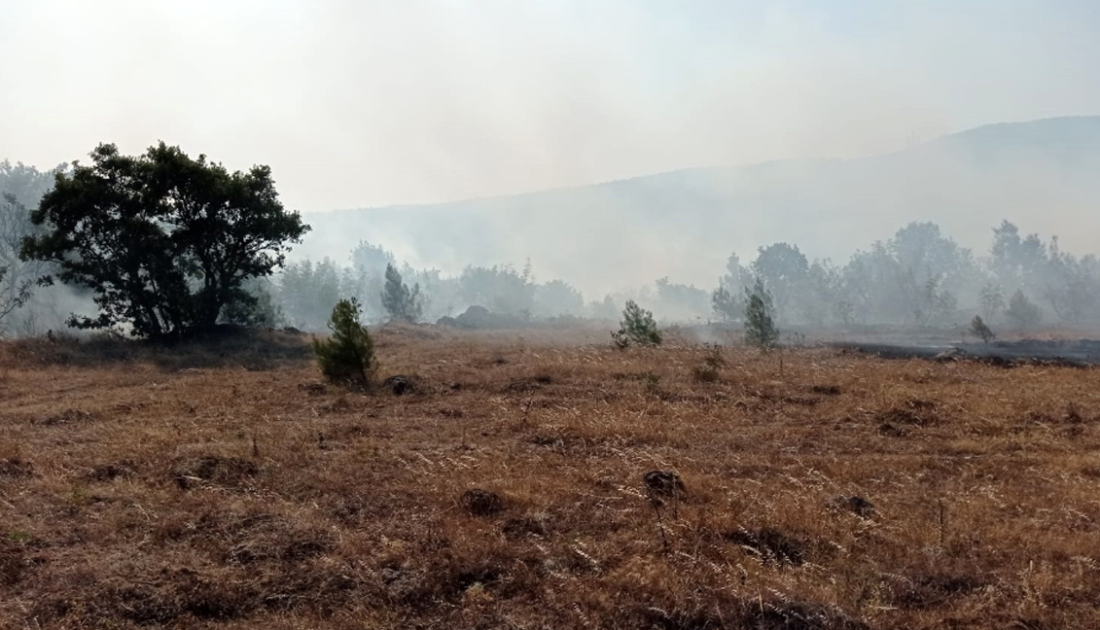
[4,1,1100,319]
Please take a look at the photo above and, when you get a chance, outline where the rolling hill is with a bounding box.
[299,116,1100,297]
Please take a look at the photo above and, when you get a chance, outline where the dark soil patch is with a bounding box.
[642,599,868,630]
[887,572,985,609]
[226,524,334,565]
[0,458,34,479]
[87,461,138,482]
[461,488,505,516]
[503,375,554,393]
[830,495,876,519]
[878,422,909,437]
[810,384,843,396]
[38,408,96,426]
[875,399,942,427]
[297,382,327,395]
[110,571,258,624]
[725,527,808,566]
[0,541,27,587]
[643,470,687,501]
[382,375,416,396]
[501,514,552,539]
[171,456,259,490]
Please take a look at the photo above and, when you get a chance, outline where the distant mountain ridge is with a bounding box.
[300,116,1100,297]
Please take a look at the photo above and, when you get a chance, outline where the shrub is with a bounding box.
[612,300,661,347]
[313,298,375,387]
[744,279,779,349]
[969,315,995,343]
[692,343,725,382]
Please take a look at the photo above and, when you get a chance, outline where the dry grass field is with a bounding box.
[3,325,1100,629]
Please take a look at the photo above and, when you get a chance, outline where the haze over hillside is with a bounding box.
[300,116,1100,297]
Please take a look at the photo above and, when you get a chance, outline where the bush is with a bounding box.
[969,315,995,343]
[744,279,779,349]
[691,344,725,382]
[313,298,376,387]
[612,300,661,348]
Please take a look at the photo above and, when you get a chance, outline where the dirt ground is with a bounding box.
[2,325,1100,629]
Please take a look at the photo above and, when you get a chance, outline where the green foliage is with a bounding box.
[743,278,779,349]
[1004,289,1042,330]
[20,143,309,339]
[613,299,661,347]
[313,298,376,387]
[969,315,995,343]
[381,263,423,322]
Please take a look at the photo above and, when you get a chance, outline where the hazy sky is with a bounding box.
[2,0,1099,212]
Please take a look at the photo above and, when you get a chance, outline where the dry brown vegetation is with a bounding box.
[3,325,1100,629]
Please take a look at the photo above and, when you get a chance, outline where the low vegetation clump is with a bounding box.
[2,325,1100,629]
[691,344,725,382]
[312,298,375,387]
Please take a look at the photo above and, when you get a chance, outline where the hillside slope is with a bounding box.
[300,116,1100,296]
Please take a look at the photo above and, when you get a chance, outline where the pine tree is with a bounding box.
[743,278,779,349]
[313,298,376,387]
[381,263,422,322]
[612,300,661,347]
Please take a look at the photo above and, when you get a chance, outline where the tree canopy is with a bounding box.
[21,143,309,338]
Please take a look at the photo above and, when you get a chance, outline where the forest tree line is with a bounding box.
[1,154,1097,337]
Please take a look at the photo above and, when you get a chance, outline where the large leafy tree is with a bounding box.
[751,243,809,322]
[21,143,309,338]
